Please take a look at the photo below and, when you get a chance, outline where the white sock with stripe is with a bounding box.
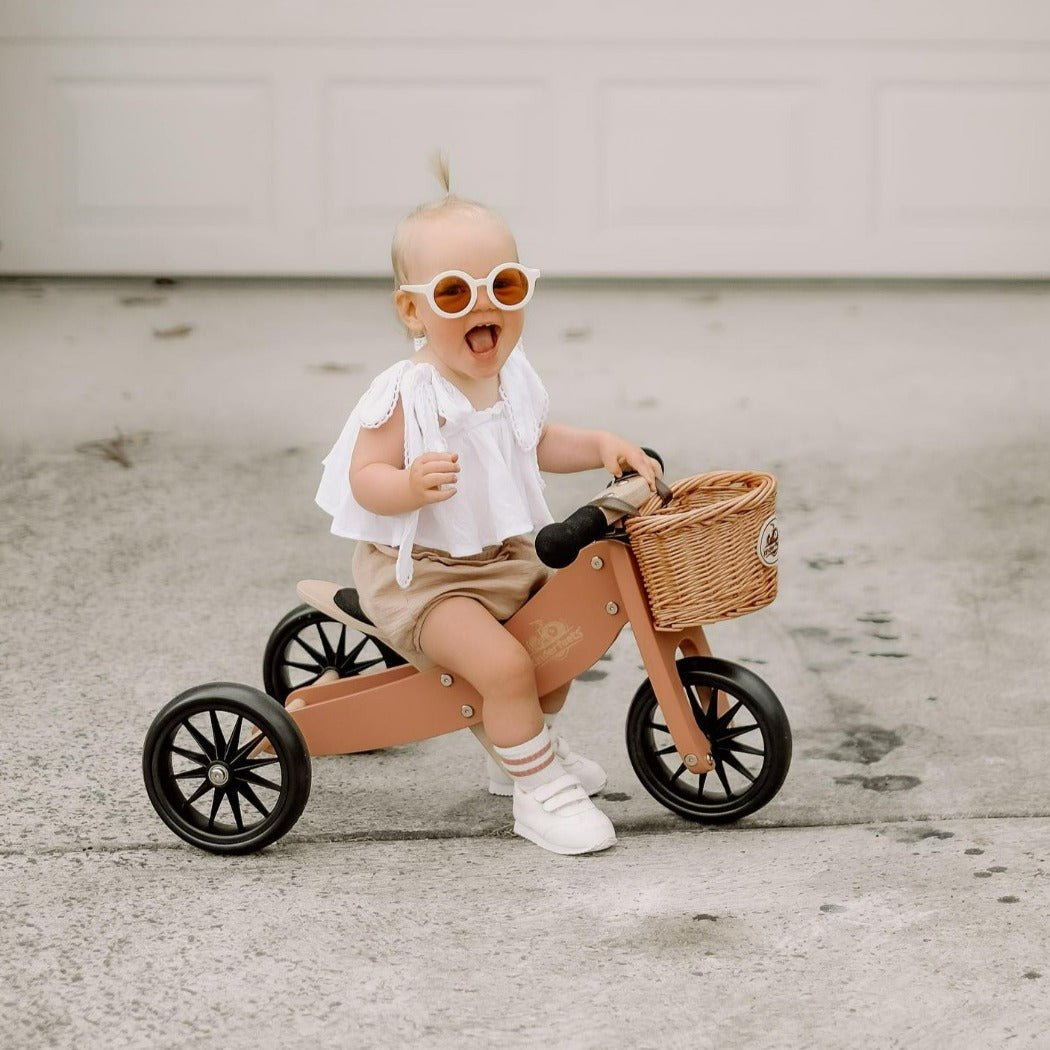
[544,712,561,748]
[492,725,566,793]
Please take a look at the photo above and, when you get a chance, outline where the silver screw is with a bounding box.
[684,753,698,766]
[705,754,715,766]
[440,673,453,687]
[590,556,604,570]
[461,705,474,718]
[605,601,619,615]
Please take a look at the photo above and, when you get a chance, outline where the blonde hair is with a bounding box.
[390,151,515,288]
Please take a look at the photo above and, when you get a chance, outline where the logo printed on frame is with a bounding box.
[523,619,585,668]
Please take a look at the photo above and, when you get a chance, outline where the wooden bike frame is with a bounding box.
[285,536,716,776]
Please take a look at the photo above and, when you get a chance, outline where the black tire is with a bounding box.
[143,682,312,854]
[263,603,406,705]
[626,656,791,823]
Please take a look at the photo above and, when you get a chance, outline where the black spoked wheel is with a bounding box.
[626,656,791,823]
[263,603,406,705]
[143,682,312,854]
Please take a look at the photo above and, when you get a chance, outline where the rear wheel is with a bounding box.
[263,603,405,705]
[626,657,791,823]
[143,682,311,854]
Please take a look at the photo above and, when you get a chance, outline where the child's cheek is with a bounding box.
[425,314,462,345]
[502,313,525,345]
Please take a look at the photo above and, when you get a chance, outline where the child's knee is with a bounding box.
[465,630,534,695]
[417,597,534,689]
[491,644,537,693]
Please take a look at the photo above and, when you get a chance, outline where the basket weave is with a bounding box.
[625,471,778,628]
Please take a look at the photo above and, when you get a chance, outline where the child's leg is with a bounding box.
[539,681,572,716]
[472,680,575,772]
[468,681,571,761]
[417,595,543,746]
[418,595,615,854]
[475,675,608,797]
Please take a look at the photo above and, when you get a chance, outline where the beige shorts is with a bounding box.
[351,533,555,667]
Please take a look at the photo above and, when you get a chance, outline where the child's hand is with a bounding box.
[408,451,460,504]
[598,434,662,491]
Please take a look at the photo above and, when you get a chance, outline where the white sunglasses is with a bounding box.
[399,262,540,319]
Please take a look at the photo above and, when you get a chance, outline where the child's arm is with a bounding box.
[350,396,460,515]
[536,423,662,490]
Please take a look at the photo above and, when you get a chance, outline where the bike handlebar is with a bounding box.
[535,447,666,569]
[535,505,610,569]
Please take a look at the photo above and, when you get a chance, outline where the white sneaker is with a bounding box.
[487,732,608,797]
[512,774,617,855]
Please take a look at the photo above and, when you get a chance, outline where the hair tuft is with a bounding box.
[430,149,452,196]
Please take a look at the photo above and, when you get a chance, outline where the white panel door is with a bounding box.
[1,1,1049,276]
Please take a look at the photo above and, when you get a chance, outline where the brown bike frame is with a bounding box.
[286,536,716,776]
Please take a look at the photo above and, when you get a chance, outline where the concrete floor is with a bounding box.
[1,278,1049,1047]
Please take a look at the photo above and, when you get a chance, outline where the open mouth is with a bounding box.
[464,324,501,355]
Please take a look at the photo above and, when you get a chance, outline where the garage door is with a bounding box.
[1,2,1049,276]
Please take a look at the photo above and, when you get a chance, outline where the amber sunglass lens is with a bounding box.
[491,267,529,307]
[432,275,472,315]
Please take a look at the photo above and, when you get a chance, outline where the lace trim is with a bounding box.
[534,455,546,491]
[502,349,548,451]
[534,381,550,434]
[359,360,411,429]
[403,408,410,476]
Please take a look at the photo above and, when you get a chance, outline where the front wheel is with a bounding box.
[626,657,791,823]
[143,682,312,854]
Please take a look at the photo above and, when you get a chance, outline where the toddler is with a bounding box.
[314,159,661,855]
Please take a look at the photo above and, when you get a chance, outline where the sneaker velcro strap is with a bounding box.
[532,773,587,809]
[544,787,589,812]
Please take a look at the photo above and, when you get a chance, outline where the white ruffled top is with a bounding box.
[315,338,555,589]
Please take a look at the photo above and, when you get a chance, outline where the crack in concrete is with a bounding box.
[3,812,1049,860]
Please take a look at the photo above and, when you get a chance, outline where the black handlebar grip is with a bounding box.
[640,446,664,473]
[535,505,610,569]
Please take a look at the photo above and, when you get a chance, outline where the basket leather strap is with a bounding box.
[588,476,674,523]
[653,477,674,504]
[589,495,641,520]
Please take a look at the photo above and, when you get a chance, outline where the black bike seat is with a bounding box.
[332,587,375,627]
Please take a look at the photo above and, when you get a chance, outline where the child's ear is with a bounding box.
[394,289,425,337]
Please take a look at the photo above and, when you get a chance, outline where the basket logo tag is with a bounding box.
[757,515,779,567]
[523,619,585,668]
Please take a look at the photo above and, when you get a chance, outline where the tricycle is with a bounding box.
[142,456,790,854]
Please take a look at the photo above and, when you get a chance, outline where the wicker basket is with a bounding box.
[624,470,778,629]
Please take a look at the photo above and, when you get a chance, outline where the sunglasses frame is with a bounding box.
[399,263,541,319]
